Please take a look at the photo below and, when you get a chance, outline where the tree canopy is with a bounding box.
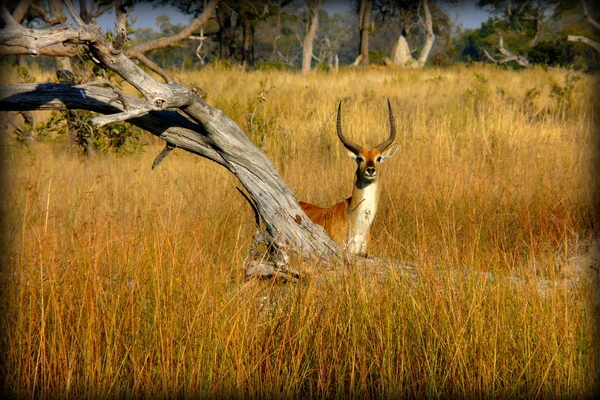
[2,0,599,71]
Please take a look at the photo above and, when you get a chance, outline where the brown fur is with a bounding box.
[300,100,398,255]
[299,200,350,245]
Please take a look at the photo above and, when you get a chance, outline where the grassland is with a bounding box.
[1,63,599,398]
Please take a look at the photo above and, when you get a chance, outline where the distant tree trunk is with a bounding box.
[301,0,323,74]
[416,0,434,67]
[216,5,236,60]
[241,13,255,68]
[353,0,372,67]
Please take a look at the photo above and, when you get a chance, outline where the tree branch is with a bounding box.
[0,83,223,162]
[89,0,117,21]
[10,0,32,23]
[566,0,600,54]
[568,35,600,53]
[122,0,217,82]
[64,0,85,26]
[0,5,83,57]
[28,3,66,24]
[581,0,600,31]
[483,49,498,63]
[127,0,218,55]
[487,35,531,67]
[416,0,434,67]
[128,50,175,83]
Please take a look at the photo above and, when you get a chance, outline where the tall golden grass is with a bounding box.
[1,63,598,398]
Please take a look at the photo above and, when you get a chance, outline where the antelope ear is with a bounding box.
[380,144,398,162]
[347,150,358,159]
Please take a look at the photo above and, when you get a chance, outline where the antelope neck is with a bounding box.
[349,179,380,218]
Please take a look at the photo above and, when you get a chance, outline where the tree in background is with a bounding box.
[301,0,324,73]
[253,4,352,70]
[5,0,598,72]
[453,0,599,70]
[450,0,598,70]
[374,0,451,68]
[127,0,217,81]
[211,0,294,68]
[477,0,564,66]
[253,1,303,67]
[157,0,286,68]
[352,0,373,67]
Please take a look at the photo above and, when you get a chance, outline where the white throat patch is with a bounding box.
[347,183,379,255]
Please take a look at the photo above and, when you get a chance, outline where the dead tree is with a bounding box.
[484,35,531,67]
[0,0,339,280]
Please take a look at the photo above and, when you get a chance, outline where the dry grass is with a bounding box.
[1,64,598,398]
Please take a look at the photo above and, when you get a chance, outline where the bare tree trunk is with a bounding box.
[354,0,372,67]
[241,13,255,68]
[530,8,554,47]
[216,5,235,60]
[416,0,434,67]
[301,0,323,74]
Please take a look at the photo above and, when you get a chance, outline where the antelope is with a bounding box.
[299,100,398,257]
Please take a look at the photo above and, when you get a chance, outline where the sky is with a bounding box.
[444,1,491,30]
[94,1,491,32]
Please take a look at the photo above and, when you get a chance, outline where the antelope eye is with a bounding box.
[356,157,364,163]
[376,156,382,162]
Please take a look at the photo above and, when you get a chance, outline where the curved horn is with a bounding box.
[375,99,396,152]
[336,101,362,154]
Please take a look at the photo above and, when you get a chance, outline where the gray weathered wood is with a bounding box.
[0,2,340,271]
[0,83,339,265]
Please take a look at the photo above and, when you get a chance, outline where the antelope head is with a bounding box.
[337,99,398,186]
